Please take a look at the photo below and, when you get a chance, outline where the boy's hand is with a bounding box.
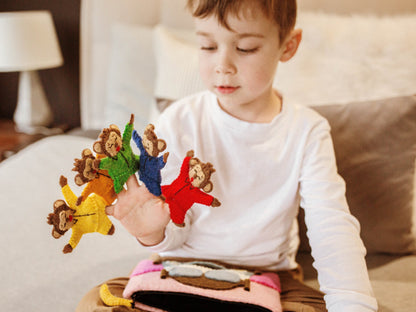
[105,175,170,246]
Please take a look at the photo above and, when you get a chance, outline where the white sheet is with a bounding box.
[0,135,150,311]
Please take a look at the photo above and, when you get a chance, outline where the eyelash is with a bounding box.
[200,47,259,54]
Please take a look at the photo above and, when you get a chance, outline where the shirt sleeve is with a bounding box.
[299,118,378,311]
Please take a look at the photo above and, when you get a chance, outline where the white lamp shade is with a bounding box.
[0,11,63,72]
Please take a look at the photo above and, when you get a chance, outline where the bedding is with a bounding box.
[0,135,151,311]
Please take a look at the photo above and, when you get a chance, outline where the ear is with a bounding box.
[74,175,84,186]
[54,200,66,211]
[52,230,62,239]
[189,158,198,166]
[203,181,213,193]
[82,148,93,157]
[93,141,103,154]
[157,139,166,152]
[145,124,155,132]
[109,124,120,132]
[279,28,302,63]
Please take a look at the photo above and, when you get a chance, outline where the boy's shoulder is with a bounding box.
[161,90,212,117]
[291,102,329,127]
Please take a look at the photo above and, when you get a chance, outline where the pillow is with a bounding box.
[105,23,156,132]
[153,25,206,100]
[298,95,416,254]
[153,14,416,105]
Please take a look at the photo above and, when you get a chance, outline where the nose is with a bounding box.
[215,49,236,75]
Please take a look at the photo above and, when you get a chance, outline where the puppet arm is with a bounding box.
[61,184,78,208]
[122,121,134,146]
[178,156,191,180]
[157,154,167,170]
[132,130,145,154]
[68,228,83,250]
[194,189,215,206]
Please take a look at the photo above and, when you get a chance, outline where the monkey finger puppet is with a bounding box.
[132,124,169,196]
[72,148,116,206]
[47,176,115,253]
[92,114,140,194]
[161,150,221,227]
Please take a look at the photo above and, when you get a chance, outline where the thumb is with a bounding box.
[105,205,115,216]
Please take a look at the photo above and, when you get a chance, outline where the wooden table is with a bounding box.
[0,119,46,162]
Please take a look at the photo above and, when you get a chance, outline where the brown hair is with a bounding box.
[187,0,297,43]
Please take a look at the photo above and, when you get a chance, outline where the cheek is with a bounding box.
[198,55,213,85]
[242,57,278,89]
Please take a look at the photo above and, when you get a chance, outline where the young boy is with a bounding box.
[77,0,378,311]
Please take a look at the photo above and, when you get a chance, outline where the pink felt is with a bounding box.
[130,259,164,278]
[250,272,281,292]
[123,271,281,312]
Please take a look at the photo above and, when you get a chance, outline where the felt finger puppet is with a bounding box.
[161,150,221,227]
[47,175,115,254]
[72,148,116,206]
[133,124,169,196]
[92,114,140,194]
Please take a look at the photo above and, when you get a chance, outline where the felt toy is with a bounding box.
[132,124,169,196]
[47,175,115,253]
[72,148,116,206]
[92,114,140,194]
[100,257,282,312]
[100,284,134,309]
[161,150,221,227]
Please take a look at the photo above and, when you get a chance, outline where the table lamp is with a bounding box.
[0,11,63,134]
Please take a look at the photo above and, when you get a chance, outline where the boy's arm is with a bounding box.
[299,120,377,311]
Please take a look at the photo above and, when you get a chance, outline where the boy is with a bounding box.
[77,0,378,311]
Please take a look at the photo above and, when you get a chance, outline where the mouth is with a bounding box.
[216,85,239,94]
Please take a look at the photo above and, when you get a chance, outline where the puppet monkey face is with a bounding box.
[105,131,123,157]
[189,164,206,188]
[83,157,97,181]
[58,209,75,232]
[142,135,155,156]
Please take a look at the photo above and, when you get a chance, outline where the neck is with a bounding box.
[217,89,282,123]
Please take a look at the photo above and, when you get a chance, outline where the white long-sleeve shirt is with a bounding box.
[149,90,377,311]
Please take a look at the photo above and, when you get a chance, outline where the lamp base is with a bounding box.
[13,70,54,134]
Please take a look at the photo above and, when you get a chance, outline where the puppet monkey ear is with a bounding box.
[203,181,213,193]
[93,142,103,154]
[157,139,167,152]
[52,229,62,239]
[74,174,84,186]
[109,124,120,132]
[189,158,198,166]
[145,124,155,132]
[53,200,66,211]
[82,148,93,157]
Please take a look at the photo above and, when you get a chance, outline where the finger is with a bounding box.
[105,205,115,216]
[126,174,140,190]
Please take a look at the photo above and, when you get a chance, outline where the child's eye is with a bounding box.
[200,46,216,51]
[237,47,259,54]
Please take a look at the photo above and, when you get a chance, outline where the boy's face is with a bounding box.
[194,7,290,122]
